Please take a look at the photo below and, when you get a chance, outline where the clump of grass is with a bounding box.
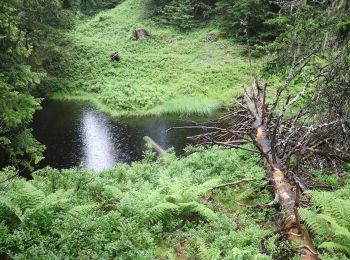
[58,0,250,116]
[149,96,221,116]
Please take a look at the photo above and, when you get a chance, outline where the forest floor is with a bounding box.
[55,0,250,116]
[0,147,278,259]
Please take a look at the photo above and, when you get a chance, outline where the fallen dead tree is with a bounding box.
[220,79,318,259]
[184,71,349,258]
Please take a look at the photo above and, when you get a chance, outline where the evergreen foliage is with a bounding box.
[263,0,350,138]
[149,0,215,30]
[216,0,280,46]
[0,0,45,169]
[63,0,124,13]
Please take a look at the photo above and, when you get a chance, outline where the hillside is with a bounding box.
[57,0,250,115]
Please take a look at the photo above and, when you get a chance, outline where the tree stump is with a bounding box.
[110,51,120,62]
[134,28,149,40]
[206,33,218,42]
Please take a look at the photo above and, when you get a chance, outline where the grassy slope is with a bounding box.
[57,0,250,116]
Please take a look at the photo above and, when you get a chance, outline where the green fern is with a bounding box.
[12,182,45,211]
[225,248,256,260]
[319,242,350,255]
[196,237,221,260]
[147,202,179,224]
[0,221,8,253]
[299,189,350,256]
[145,176,219,224]
[68,204,98,217]
[178,202,217,221]
[0,197,23,225]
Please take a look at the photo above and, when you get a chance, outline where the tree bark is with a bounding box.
[246,80,318,260]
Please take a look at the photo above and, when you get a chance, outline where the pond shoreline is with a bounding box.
[32,99,216,171]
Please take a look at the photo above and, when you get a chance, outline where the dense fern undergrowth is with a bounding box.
[1,146,348,259]
[0,147,274,259]
[55,0,250,116]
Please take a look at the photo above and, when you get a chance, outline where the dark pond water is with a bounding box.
[32,100,212,171]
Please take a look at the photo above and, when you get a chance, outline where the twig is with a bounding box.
[213,142,260,153]
[212,178,257,190]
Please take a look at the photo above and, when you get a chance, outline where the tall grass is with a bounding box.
[149,96,221,116]
[57,0,250,116]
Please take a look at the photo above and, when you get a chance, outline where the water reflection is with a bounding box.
[32,100,213,172]
[81,110,116,171]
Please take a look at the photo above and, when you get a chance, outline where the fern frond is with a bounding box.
[225,247,254,260]
[318,214,350,240]
[195,179,220,197]
[41,189,73,207]
[312,191,350,229]
[103,185,122,199]
[0,221,8,251]
[299,208,331,236]
[147,202,179,224]
[196,238,221,260]
[192,204,218,221]
[0,197,23,224]
[68,204,97,217]
[165,194,182,204]
[177,202,217,221]
[300,190,350,256]
[325,199,350,229]
[319,242,350,255]
[12,182,45,211]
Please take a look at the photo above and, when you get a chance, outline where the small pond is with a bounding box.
[32,100,213,171]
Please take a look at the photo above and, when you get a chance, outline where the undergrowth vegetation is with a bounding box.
[300,187,350,258]
[0,147,275,259]
[56,0,250,116]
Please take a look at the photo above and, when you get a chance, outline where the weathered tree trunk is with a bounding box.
[246,80,317,260]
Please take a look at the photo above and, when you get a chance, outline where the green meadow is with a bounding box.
[56,0,250,116]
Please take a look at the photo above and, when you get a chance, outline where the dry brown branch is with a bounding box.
[211,178,257,190]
